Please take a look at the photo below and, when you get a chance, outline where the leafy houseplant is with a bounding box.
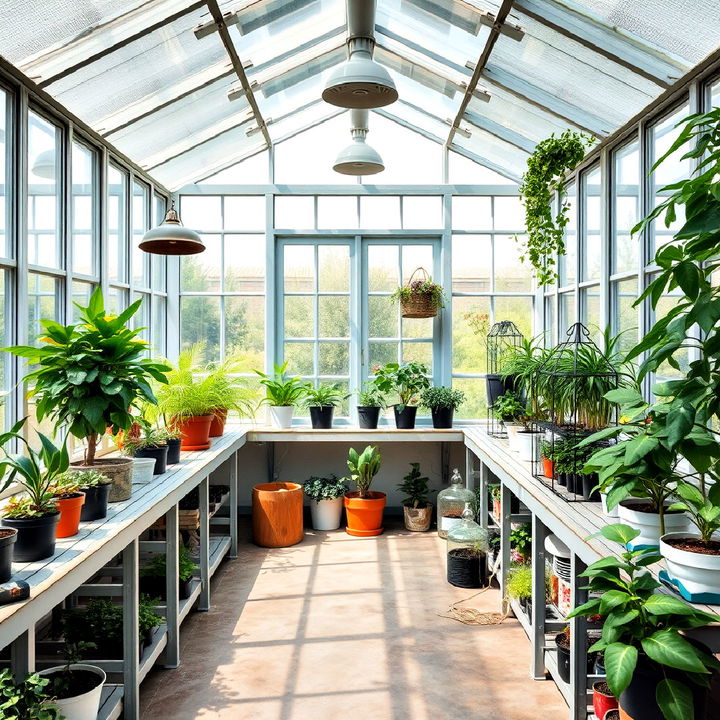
[506,564,532,608]
[420,386,465,429]
[203,353,258,437]
[303,383,350,429]
[390,268,446,318]
[510,523,532,564]
[0,668,60,719]
[568,523,719,720]
[6,289,169,503]
[343,446,385,537]
[122,423,169,475]
[516,130,592,286]
[254,361,310,429]
[304,475,347,531]
[356,381,386,429]
[62,470,112,523]
[372,361,430,429]
[397,462,434,531]
[140,546,196,600]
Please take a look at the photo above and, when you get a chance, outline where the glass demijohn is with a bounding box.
[437,468,475,538]
[446,503,490,588]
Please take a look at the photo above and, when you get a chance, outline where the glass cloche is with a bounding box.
[437,468,475,538]
[446,503,490,588]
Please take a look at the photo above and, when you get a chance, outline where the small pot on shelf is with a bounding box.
[618,499,690,549]
[516,429,542,463]
[0,528,17,582]
[504,422,523,451]
[581,472,601,502]
[39,663,106,720]
[393,405,417,430]
[592,681,617,720]
[309,406,334,429]
[80,483,111,522]
[659,532,720,601]
[174,415,213,450]
[270,405,294,429]
[55,492,86,538]
[72,457,133,503]
[2,512,60,562]
[357,406,381,429]
[131,457,156,484]
[134,444,168,475]
[209,408,228,437]
[430,406,453,429]
[541,457,554,479]
[166,436,182,464]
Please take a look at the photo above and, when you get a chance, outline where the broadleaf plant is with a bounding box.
[345,445,381,498]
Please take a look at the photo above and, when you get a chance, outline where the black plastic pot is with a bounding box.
[565,473,577,494]
[556,472,567,487]
[0,528,17,582]
[581,473,601,502]
[2,513,60,562]
[394,405,417,429]
[80,483,111,522]
[357,406,380,429]
[431,406,454,429]
[166,437,182,465]
[135,444,168,475]
[447,549,487,588]
[309,406,334,429]
[140,574,192,601]
[555,633,571,683]
[485,375,506,408]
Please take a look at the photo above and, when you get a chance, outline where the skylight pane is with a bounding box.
[452,126,528,181]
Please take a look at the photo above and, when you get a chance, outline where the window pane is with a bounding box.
[452,235,491,292]
[544,295,556,347]
[224,196,265,231]
[368,295,398,338]
[106,286,128,315]
[369,341,399,369]
[401,245,433,283]
[494,296,533,340]
[71,280,94,322]
[612,278,639,353]
[152,194,167,290]
[132,180,150,288]
[360,196,400,229]
[318,342,349,376]
[181,235,221,292]
[284,342,314,376]
[71,142,96,276]
[582,166,601,281]
[152,295,167,356]
[284,245,314,292]
[108,164,127,283]
[225,234,265,291]
[613,140,640,274]
[317,196,358,229]
[181,196,221,231]
[28,112,60,268]
[318,245,349,292]
[494,235,532,291]
[452,296,490,374]
[285,296,314,338]
[0,270,8,432]
[580,285,601,340]
[132,291,150,343]
[493,196,523,230]
[453,378,487,420]
[181,296,220,362]
[368,244,399,292]
[559,183,576,287]
[402,196,442,229]
[275,196,314,229]
[28,273,59,344]
[402,341,432,368]
[559,292,576,332]
[402,316,432,339]
[0,90,8,259]
[226,296,264,366]
[319,296,349,338]
[452,196,491,230]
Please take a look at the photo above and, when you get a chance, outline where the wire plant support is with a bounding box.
[486,320,524,437]
[532,323,620,503]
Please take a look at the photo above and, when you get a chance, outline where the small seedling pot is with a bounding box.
[592,681,618,720]
[134,444,168,475]
[131,457,156,484]
[55,492,86,538]
[430,406,454,429]
[309,406,334,429]
[541,457,554,478]
[270,406,294,429]
[166,437,182,465]
[80,483,111,522]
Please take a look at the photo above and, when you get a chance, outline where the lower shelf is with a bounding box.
[98,684,123,720]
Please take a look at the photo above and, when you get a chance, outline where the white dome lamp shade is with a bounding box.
[333,109,384,175]
[322,0,397,109]
[32,149,56,179]
[139,202,205,256]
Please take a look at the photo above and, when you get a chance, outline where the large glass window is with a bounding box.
[0,90,8,260]
[613,139,640,274]
[71,141,97,277]
[108,164,128,284]
[582,166,601,282]
[132,180,150,289]
[559,182,577,287]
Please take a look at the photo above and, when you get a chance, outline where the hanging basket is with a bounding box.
[398,267,442,319]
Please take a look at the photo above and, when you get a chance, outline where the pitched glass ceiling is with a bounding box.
[0,0,709,189]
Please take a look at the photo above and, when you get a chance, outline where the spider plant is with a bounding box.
[303,383,350,408]
[255,362,310,407]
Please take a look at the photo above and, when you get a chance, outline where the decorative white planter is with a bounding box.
[516,430,542,463]
[39,664,105,720]
[131,457,156,484]
[505,422,522,452]
[600,492,619,518]
[270,405,294,429]
[618,499,690,549]
[660,532,720,600]
[310,497,343,531]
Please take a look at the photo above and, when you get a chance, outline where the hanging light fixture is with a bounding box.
[139,202,205,255]
[333,109,384,175]
[32,149,56,179]
[322,0,397,109]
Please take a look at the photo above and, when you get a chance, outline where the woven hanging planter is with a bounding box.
[397,267,443,319]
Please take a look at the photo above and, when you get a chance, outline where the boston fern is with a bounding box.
[568,523,719,720]
[303,475,347,502]
[516,130,592,286]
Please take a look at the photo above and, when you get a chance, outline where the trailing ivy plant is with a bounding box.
[517,130,592,286]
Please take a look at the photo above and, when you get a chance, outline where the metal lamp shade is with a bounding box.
[322,50,397,109]
[333,137,384,175]
[139,208,204,256]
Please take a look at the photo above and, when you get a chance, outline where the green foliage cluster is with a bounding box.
[0,669,60,719]
[345,445,381,498]
[397,462,434,508]
[568,524,719,720]
[420,386,466,411]
[255,361,310,407]
[303,383,350,408]
[506,564,532,601]
[356,382,386,408]
[58,469,111,488]
[303,475,347,502]
[390,276,446,311]
[372,361,430,407]
[492,391,526,423]
[510,523,532,560]
[140,546,196,583]
[122,423,170,453]
[516,130,592,286]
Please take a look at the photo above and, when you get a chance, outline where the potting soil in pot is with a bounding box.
[44,669,102,698]
[447,549,487,588]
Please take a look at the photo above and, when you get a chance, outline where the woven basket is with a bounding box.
[400,267,439,319]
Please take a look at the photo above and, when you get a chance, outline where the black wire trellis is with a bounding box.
[486,320,524,437]
[531,323,620,502]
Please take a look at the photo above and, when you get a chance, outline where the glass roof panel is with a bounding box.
[401,0,492,35]
[452,125,529,180]
[43,9,225,127]
[270,101,344,144]
[375,102,449,142]
[563,0,720,64]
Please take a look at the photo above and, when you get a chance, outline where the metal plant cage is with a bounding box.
[486,320,524,437]
[531,323,620,502]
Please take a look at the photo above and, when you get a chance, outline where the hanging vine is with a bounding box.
[516,130,593,286]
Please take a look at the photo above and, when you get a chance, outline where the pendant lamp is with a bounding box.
[139,202,205,255]
[333,109,384,175]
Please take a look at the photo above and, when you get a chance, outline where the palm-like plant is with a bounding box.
[346,445,381,498]
[304,383,350,408]
[255,362,310,407]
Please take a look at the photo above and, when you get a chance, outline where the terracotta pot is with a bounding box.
[542,457,554,478]
[403,504,432,531]
[55,492,86,538]
[175,415,213,451]
[209,409,228,437]
[492,498,501,519]
[593,681,618,720]
[252,482,304,548]
[72,457,133,503]
[344,491,386,537]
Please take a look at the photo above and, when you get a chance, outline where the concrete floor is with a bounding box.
[140,520,565,720]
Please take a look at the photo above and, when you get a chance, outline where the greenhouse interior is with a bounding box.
[1,0,720,719]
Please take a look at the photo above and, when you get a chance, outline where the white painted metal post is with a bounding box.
[500,484,512,600]
[531,513,548,680]
[164,504,180,669]
[479,462,489,531]
[10,628,35,683]
[199,475,211,611]
[229,451,239,559]
[569,553,588,720]
[122,538,140,720]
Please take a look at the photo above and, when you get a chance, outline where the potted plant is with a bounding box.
[62,470,111,522]
[140,545,196,600]
[303,475,347,530]
[492,391,526,450]
[515,416,543,464]
[373,361,430,429]
[592,681,618,720]
[254,362,310,429]
[0,421,67,562]
[397,462,434,531]
[568,523,719,720]
[510,523,532,564]
[494,337,543,413]
[540,439,556,478]
[343,445,384,536]
[5,289,169,503]
[506,564,532,613]
[490,484,501,520]
[390,267,445,318]
[165,426,182,465]
[122,424,169,475]
[356,382,385,429]
[303,383,350,429]
[39,642,105,720]
[0,526,16,583]
[420,386,465,429]
[204,354,258,436]
[0,668,61,719]
[49,475,85,539]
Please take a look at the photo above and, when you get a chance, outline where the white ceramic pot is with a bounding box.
[131,457,156,484]
[516,430,542,463]
[618,499,690,549]
[270,405,294,429]
[660,532,720,600]
[600,492,619,518]
[505,422,522,452]
[310,497,343,531]
[39,664,105,720]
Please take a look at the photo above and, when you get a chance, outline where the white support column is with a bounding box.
[229,451,239,559]
[499,484,512,600]
[569,553,588,720]
[478,462,489,531]
[11,628,35,683]
[164,503,180,669]
[531,513,548,680]
[122,538,140,720]
[199,475,211,611]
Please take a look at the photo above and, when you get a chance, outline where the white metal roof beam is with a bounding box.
[513,0,686,88]
[463,111,536,153]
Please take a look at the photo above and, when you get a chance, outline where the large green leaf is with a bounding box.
[641,630,709,674]
[644,594,699,616]
[666,403,696,446]
[599,523,641,545]
[604,642,638,697]
[599,589,629,615]
[624,435,660,465]
[656,679,695,720]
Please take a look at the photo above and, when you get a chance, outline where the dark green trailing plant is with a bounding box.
[344,445,381,498]
[492,391,526,423]
[420,386,465,411]
[0,669,60,719]
[516,130,592,286]
[390,275,446,310]
[140,546,196,583]
[568,523,720,720]
[303,383,350,408]
[5,288,169,466]
[397,462,434,508]
[372,361,430,408]
[303,475,347,502]
[254,362,310,407]
[506,564,532,601]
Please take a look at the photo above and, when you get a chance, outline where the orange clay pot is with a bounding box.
[252,482,304,548]
[209,409,228,438]
[174,415,213,451]
[542,457,554,479]
[344,491,386,537]
[55,492,85,538]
